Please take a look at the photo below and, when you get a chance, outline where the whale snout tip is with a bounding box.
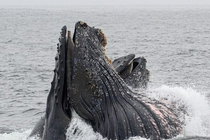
[75,21,88,29]
[79,21,88,29]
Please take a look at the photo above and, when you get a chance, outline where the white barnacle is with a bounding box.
[75,40,79,46]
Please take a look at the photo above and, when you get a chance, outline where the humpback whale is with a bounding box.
[30,21,182,140]
[112,54,149,89]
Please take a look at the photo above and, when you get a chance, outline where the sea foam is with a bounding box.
[0,86,209,140]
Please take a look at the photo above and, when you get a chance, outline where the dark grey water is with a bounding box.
[0,5,210,140]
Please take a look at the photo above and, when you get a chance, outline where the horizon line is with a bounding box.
[1,4,210,6]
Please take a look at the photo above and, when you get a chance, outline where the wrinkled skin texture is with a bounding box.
[30,22,182,140]
[69,22,182,140]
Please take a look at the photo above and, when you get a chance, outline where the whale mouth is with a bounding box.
[61,29,74,117]
[62,21,94,117]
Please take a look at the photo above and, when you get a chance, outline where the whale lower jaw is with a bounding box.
[42,26,72,140]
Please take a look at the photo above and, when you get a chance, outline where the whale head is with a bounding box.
[68,21,112,121]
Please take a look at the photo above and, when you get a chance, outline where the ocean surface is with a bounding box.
[0,5,210,140]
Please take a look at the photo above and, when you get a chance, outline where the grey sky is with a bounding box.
[1,0,210,5]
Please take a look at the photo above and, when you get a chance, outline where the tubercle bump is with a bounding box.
[52,26,66,105]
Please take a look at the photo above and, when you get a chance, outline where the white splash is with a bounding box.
[65,111,149,140]
[0,129,38,140]
[147,85,210,137]
[0,86,209,140]
[65,110,105,140]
